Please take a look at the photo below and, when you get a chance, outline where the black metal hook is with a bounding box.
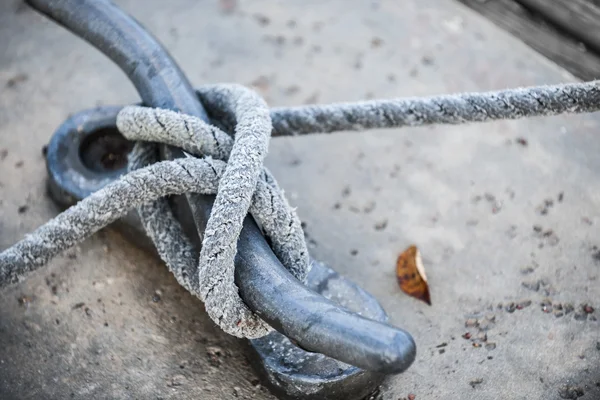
[28,0,416,397]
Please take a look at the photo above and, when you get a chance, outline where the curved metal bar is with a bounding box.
[27,0,416,373]
[27,0,207,117]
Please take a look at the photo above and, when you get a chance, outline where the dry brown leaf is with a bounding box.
[396,245,431,305]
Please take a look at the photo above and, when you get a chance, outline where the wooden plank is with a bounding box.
[457,0,600,81]
[517,0,600,54]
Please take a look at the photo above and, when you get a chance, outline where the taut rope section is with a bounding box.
[1,81,599,338]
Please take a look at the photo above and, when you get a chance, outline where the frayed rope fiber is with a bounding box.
[1,81,600,338]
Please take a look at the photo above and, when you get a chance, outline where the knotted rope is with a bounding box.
[1,81,600,338]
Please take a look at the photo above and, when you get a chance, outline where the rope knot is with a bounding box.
[5,80,599,337]
[116,84,310,338]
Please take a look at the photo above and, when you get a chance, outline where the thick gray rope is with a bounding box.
[265,80,600,135]
[1,80,600,338]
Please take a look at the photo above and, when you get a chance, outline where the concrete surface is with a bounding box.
[0,0,599,399]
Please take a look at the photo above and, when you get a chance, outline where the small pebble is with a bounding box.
[371,37,383,48]
[582,304,594,314]
[485,342,496,350]
[541,299,553,313]
[374,220,388,231]
[515,137,527,146]
[505,302,516,313]
[557,384,584,399]
[18,295,32,307]
[573,312,588,321]
[564,303,574,314]
[469,378,484,388]
[465,318,478,328]
[168,374,186,387]
[516,300,532,310]
[520,266,535,275]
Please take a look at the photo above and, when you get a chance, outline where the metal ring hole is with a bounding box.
[79,127,134,173]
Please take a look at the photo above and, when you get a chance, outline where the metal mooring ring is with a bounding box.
[31,0,416,398]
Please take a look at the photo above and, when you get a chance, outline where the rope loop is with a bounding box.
[117,84,311,338]
[2,80,600,338]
